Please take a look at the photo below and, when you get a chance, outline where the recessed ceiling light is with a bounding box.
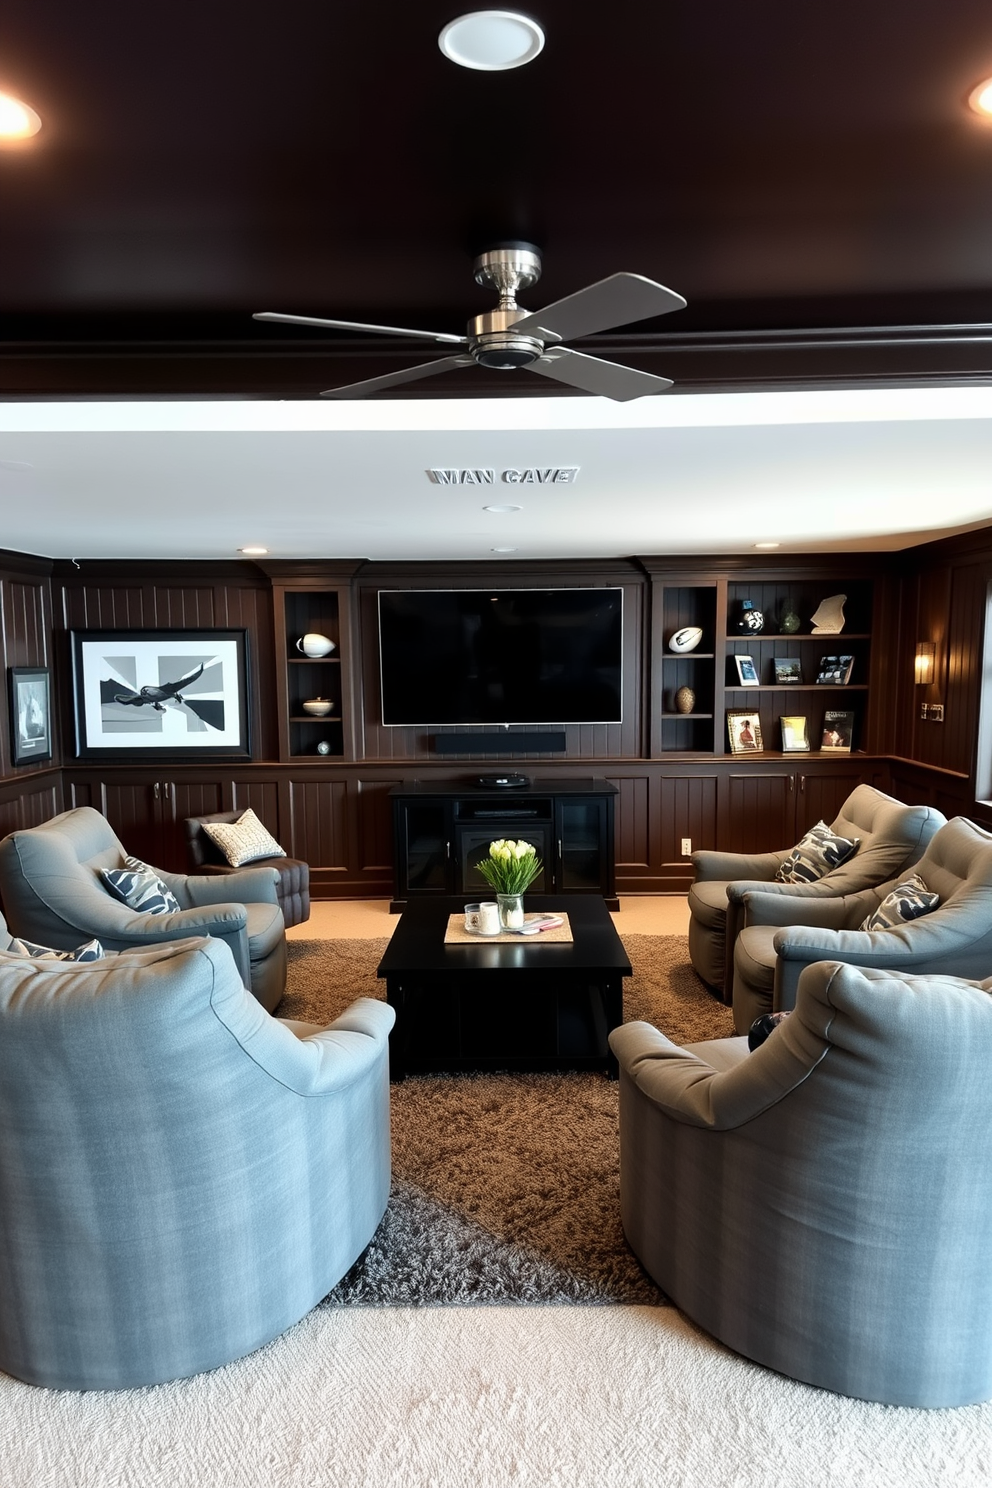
[238,545,268,555]
[754,541,780,549]
[483,504,522,513]
[491,546,518,552]
[969,78,992,117]
[439,11,545,71]
[0,92,41,141]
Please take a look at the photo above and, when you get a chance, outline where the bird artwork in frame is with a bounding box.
[72,629,251,760]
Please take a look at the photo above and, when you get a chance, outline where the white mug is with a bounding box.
[465,901,500,935]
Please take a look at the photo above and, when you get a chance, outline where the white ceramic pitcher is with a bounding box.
[296,632,336,657]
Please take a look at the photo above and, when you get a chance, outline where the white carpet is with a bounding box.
[3,1304,990,1488]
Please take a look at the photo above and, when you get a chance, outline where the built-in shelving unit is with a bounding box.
[649,572,875,757]
[268,565,359,761]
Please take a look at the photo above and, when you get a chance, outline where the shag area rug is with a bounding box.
[279,934,733,1309]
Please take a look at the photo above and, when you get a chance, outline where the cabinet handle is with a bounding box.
[153,781,160,801]
[788,776,794,793]
[558,839,563,860]
[446,840,451,858]
[799,775,805,793]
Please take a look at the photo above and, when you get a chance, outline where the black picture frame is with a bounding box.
[8,666,52,765]
[72,629,251,760]
[773,657,803,684]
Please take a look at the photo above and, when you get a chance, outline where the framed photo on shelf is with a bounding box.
[733,654,760,686]
[773,657,802,684]
[727,710,763,754]
[71,629,251,760]
[821,710,855,753]
[816,654,855,685]
[8,666,52,765]
[780,715,810,752]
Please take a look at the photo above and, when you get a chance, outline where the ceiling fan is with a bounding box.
[253,243,686,401]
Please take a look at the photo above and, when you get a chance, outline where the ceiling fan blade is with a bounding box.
[253,312,467,345]
[513,273,686,342]
[524,347,673,401]
[320,354,476,398]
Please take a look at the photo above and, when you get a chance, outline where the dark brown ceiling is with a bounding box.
[4,0,992,397]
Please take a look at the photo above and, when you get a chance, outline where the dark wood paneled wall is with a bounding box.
[0,537,990,899]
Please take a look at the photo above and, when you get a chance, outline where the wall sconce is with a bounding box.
[914,641,936,685]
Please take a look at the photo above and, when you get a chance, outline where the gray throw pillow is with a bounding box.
[101,855,180,915]
[860,873,939,932]
[775,820,860,884]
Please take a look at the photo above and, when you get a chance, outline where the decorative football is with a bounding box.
[669,626,703,653]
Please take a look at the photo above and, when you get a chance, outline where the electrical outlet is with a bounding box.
[681,838,692,856]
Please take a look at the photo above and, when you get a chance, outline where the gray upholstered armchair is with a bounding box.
[0,931,395,1389]
[688,785,944,1000]
[609,958,992,1406]
[0,805,287,1010]
[731,814,992,1033]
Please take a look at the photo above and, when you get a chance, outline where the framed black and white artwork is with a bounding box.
[8,666,52,765]
[72,630,251,760]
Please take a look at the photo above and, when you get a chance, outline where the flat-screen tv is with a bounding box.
[378,588,623,726]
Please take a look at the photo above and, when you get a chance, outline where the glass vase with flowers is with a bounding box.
[474,838,543,930]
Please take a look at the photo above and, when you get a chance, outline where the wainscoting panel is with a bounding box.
[286,777,350,892]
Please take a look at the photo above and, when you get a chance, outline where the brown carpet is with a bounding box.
[280,934,733,1307]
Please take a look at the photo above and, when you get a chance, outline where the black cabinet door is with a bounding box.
[393,800,453,897]
[554,796,614,894]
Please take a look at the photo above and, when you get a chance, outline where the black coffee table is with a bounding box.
[376,896,632,1079]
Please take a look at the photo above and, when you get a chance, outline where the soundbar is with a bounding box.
[433,731,567,756]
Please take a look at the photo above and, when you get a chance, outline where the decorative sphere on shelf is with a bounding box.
[316,740,332,756]
[780,608,801,634]
[735,599,764,634]
[669,625,703,653]
[674,686,696,715]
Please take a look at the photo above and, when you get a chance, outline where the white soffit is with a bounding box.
[0,387,991,561]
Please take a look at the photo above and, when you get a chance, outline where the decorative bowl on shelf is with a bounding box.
[302,698,333,716]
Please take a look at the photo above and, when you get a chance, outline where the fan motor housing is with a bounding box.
[468,309,544,369]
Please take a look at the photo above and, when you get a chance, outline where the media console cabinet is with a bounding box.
[389,778,618,912]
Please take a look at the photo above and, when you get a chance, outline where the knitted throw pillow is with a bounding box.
[860,874,939,932]
[101,855,180,915]
[201,809,286,867]
[775,820,860,884]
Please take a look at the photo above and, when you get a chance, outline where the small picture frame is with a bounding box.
[821,710,855,752]
[816,654,855,685]
[8,666,52,766]
[727,710,763,754]
[780,715,810,752]
[773,657,803,684]
[733,654,760,686]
